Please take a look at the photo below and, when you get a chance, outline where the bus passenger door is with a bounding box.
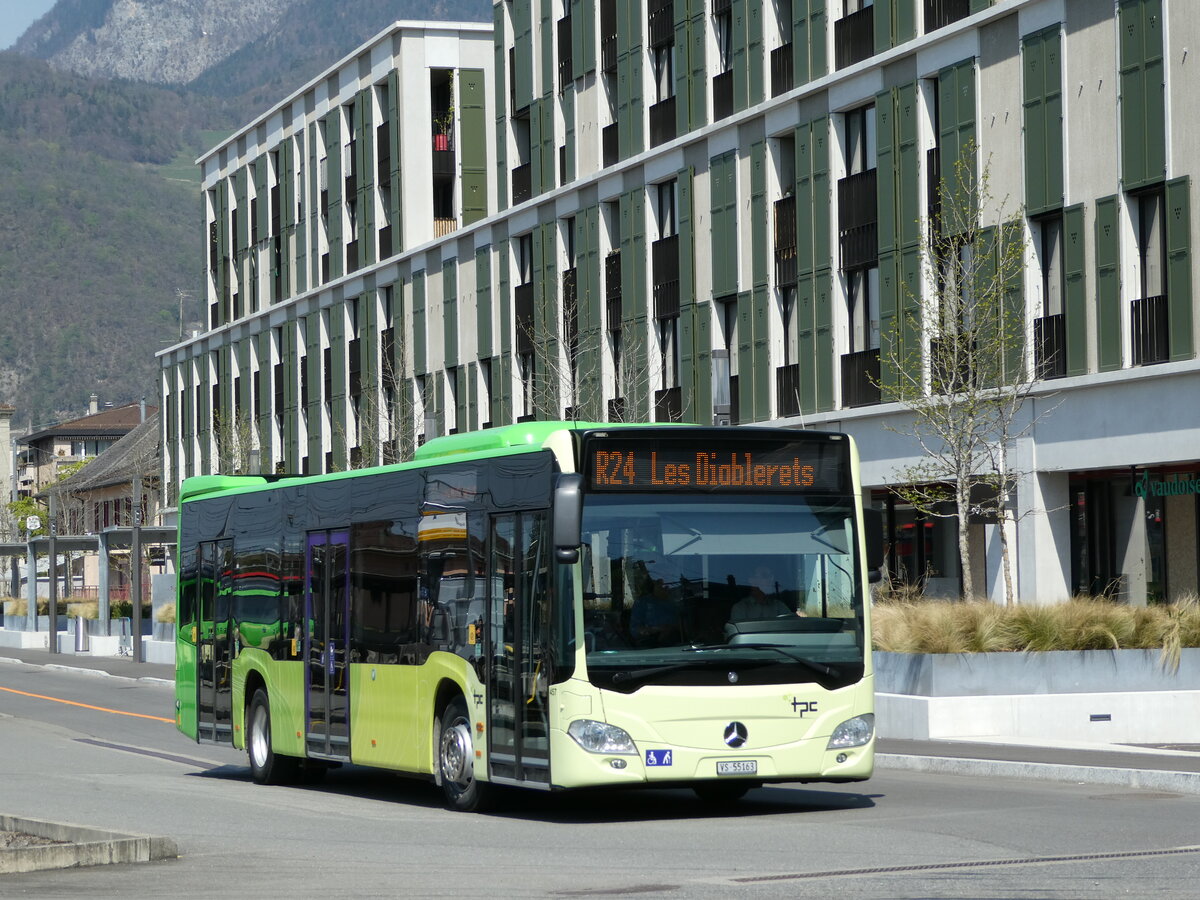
[486,513,551,786]
[197,539,233,743]
[305,530,351,759]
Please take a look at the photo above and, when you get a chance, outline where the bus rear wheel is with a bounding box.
[692,780,756,805]
[247,688,299,785]
[437,696,492,812]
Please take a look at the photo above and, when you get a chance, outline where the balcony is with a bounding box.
[654,386,682,422]
[512,162,532,205]
[515,282,535,354]
[777,364,801,417]
[433,218,456,238]
[838,168,878,269]
[713,70,734,121]
[841,348,881,407]
[649,96,677,147]
[648,0,674,48]
[774,195,798,286]
[607,396,626,421]
[558,15,573,90]
[771,43,794,97]
[605,251,622,330]
[378,224,393,259]
[652,234,680,319]
[602,122,620,166]
[601,0,618,74]
[925,0,971,32]
[834,6,875,70]
[1034,313,1066,379]
[346,239,359,273]
[1131,294,1169,366]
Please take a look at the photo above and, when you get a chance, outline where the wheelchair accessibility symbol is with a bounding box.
[645,749,673,766]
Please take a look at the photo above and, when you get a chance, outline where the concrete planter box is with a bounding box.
[875,649,1200,744]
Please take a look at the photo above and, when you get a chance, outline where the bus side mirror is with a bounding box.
[553,473,583,564]
[864,507,884,584]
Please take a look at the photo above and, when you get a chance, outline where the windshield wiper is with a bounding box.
[686,643,840,679]
[610,658,730,685]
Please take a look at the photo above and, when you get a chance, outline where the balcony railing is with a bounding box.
[774,195,798,286]
[647,0,674,48]
[926,146,941,235]
[346,239,359,273]
[557,15,573,90]
[512,162,532,205]
[601,0,618,74]
[713,70,734,120]
[925,0,971,32]
[729,374,739,425]
[1131,294,1169,366]
[378,224,393,259]
[605,251,622,330]
[602,122,620,166]
[841,348,881,407]
[433,218,456,238]
[930,335,975,393]
[376,123,390,183]
[654,386,682,422]
[834,6,875,69]
[649,96,677,147]
[515,282,535,354]
[838,168,878,269]
[777,364,801,417]
[652,234,680,319]
[1034,313,1067,379]
[771,43,794,97]
[607,396,626,421]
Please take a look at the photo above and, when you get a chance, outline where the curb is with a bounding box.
[877,752,1200,795]
[0,815,177,874]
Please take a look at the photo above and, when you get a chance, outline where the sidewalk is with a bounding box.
[4,644,1200,794]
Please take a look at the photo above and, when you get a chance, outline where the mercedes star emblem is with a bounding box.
[723,721,748,748]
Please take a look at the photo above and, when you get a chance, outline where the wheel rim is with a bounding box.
[440,716,474,788]
[249,703,269,769]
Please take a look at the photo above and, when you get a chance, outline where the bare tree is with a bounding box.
[882,142,1055,604]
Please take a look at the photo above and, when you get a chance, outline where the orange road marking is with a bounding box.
[0,685,173,724]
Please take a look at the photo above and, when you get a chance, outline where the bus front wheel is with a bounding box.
[437,696,491,812]
[247,688,299,785]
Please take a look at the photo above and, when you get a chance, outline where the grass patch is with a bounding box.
[873,595,1200,669]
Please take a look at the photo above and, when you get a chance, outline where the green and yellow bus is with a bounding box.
[175,422,882,810]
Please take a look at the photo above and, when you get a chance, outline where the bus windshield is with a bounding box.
[578,493,865,692]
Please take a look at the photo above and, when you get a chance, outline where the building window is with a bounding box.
[1034,214,1066,378]
[1132,187,1168,366]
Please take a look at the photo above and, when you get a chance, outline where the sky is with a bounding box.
[1,0,57,50]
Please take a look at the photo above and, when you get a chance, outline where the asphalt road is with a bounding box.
[2,659,1200,898]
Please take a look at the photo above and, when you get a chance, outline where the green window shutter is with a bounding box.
[752,285,770,420]
[813,270,834,412]
[628,36,644,155]
[1023,27,1063,216]
[751,142,767,289]
[577,209,602,419]
[582,0,596,73]
[254,160,268,246]
[413,271,427,375]
[513,0,533,111]
[732,0,748,112]
[970,0,992,11]
[1119,0,1165,190]
[874,0,894,55]
[563,87,576,184]
[456,367,469,433]
[476,247,493,359]
[444,259,459,368]
[793,0,810,85]
[737,290,754,420]
[689,0,707,131]
[878,251,899,392]
[896,0,915,44]
[678,168,697,417]
[748,0,763,105]
[306,314,322,465]
[1095,195,1122,371]
[494,3,508,213]
[674,0,690,136]
[796,122,814,275]
[710,151,738,297]
[496,354,512,426]
[1166,176,1193,361]
[938,58,977,233]
[693,300,712,421]
[811,117,830,267]
[530,97,544,196]
[897,83,920,250]
[1001,220,1025,382]
[541,0,554,101]
[796,277,816,413]
[625,188,649,418]
[498,240,512,352]
[387,71,403,255]
[543,99,557,192]
[460,69,488,225]
[1063,204,1087,376]
[810,0,827,79]
[572,0,586,81]
[876,89,897,254]
[618,47,632,161]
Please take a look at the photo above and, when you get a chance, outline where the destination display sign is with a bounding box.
[585,437,846,493]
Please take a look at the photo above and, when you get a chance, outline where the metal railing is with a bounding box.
[774,195,798,286]
[654,386,682,422]
[777,364,801,417]
[512,162,532,205]
[838,168,878,269]
[652,234,680,319]
[841,348,881,407]
[605,251,622,330]
[515,283,535,354]
[834,6,875,69]
[649,96,677,147]
[1034,313,1067,379]
[713,70,734,120]
[925,0,971,32]
[771,43,794,97]
[602,122,620,166]
[1131,295,1169,366]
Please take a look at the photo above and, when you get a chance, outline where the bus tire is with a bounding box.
[437,695,491,812]
[692,780,756,805]
[247,688,299,785]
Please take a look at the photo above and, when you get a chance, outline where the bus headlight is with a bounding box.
[567,719,638,755]
[827,714,875,749]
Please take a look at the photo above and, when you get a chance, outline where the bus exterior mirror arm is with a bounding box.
[554,473,583,564]
[863,507,884,583]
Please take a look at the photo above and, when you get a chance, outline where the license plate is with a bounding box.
[716,760,757,776]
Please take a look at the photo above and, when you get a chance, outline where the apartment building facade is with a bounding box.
[160,0,1199,606]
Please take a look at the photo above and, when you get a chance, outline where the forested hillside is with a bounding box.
[1,0,488,425]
